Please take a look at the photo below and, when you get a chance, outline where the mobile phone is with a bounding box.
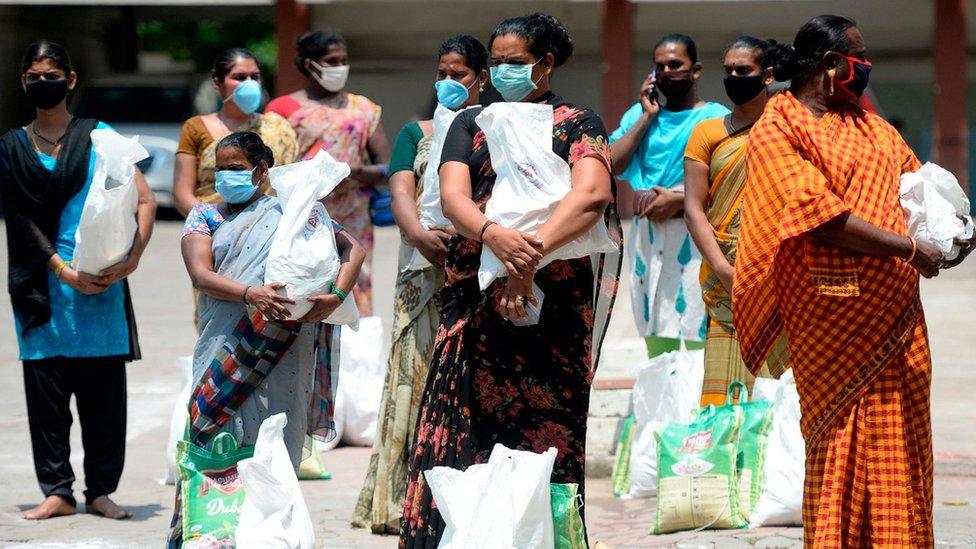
[646,70,659,102]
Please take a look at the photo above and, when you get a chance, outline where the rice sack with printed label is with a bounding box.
[696,381,774,519]
[653,408,746,534]
[178,433,254,544]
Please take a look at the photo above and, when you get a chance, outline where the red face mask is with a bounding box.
[829,53,873,100]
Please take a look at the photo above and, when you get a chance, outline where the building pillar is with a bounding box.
[275,0,311,96]
[933,0,969,196]
[602,0,635,215]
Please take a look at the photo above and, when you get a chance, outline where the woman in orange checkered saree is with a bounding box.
[733,16,972,547]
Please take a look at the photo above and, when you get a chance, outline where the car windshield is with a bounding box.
[74,85,193,123]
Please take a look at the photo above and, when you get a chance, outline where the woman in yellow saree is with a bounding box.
[684,37,784,406]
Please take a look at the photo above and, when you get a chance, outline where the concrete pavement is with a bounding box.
[0,220,974,547]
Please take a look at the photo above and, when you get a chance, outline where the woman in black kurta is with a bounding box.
[400,13,622,547]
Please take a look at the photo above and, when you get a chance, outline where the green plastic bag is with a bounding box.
[653,407,746,534]
[696,381,774,519]
[551,483,586,549]
[178,432,254,544]
[611,415,637,497]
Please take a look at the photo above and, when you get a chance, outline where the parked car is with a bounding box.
[73,74,201,211]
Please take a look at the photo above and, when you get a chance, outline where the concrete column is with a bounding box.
[602,0,635,216]
[600,0,634,126]
[275,0,311,96]
[933,0,968,195]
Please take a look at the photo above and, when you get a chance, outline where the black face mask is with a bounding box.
[656,75,694,100]
[723,74,766,105]
[25,79,69,110]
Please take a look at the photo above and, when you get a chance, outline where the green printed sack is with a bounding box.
[551,483,586,549]
[611,415,637,497]
[178,432,254,544]
[653,407,746,534]
[696,381,774,519]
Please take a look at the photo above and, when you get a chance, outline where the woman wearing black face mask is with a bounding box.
[734,15,975,547]
[608,34,728,359]
[683,36,782,408]
[0,41,156,521]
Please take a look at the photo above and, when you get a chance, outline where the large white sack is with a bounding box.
[405,104,464,271]
[427,444,556,549]
[265,150,356,323]
[236,413,315,549]
[163,355,194,485]
[319,316,385,449]
[475,103,618,290]
[900,162,974,261]
[72,128,148,274]
[749,369,804,527]
[627,346,704,499]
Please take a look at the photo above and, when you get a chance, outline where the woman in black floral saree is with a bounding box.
[400,13,622,547]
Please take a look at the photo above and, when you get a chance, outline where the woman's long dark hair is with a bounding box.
[216,131,275,168]
[490,12,575,67]
[768,15,857,83]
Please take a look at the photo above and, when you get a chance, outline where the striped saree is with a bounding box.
[734,92,933,548]
[697,125,781,406]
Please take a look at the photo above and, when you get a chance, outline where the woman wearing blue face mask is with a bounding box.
[351,34,487,535]
[400,13,622,547]
[172,48,298,218]
[169,131,365,545]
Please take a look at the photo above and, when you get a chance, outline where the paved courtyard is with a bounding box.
[0,220,974,547]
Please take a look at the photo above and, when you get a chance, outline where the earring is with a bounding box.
[827,68,836,95]
[479,83,485,93]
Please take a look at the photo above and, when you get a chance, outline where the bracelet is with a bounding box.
[901,236,917,263]
[331,285,348,303]
[479,220,496,242]
[242,286,251,305]
[53,259,68,279]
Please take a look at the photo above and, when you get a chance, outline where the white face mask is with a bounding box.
[308,59,349,92]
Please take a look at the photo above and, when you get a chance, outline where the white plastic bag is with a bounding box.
[236,413,315,549]
[475,103,618,290]
[626,346,704,499]
[265,150,356,323]
[163,356,194,485]
[900,162,974,261]
[749,369,804,527]
[427,444,556,549]
[320,317,385,449]
[405,104,462,271]
[72,128,148,274]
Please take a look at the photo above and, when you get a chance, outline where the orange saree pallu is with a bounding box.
[733,92,933,547]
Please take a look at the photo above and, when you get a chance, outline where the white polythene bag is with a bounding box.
[900,162,974,261]
[627,346,704,499]
[749,369,804,527]
[236,413,315,549]
[163,355,194,485]
[405,104,464,271]
[265,150,355,322]
[319,316,385,449]
[72,128,148,275]
[427,444,556,549]
[475,103,618,290]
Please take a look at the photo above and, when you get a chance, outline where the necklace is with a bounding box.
[32,122,68,146]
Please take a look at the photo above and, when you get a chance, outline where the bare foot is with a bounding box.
[22,495,76,520]
[87,495,132,520]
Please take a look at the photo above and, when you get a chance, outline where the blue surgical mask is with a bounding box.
[434,78,473,110]
[490,60,542,102]
[215,167,258,204]
[230,79,262,115]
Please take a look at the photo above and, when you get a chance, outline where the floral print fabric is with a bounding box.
[399,93,620,548]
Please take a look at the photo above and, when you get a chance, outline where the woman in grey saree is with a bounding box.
[168,132,364,545]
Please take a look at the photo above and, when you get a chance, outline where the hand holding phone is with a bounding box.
[640,71,660,115]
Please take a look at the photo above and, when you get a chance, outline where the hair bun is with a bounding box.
[768,42,802,82]
[530,12,574,67]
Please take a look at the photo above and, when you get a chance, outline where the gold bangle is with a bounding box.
[901,236,917,263]
[53,259,68,279]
